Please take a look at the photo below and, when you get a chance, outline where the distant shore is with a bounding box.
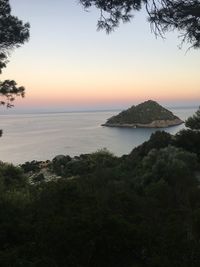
[102,118,184,128]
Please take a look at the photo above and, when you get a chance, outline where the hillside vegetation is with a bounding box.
[104,100,182,126]
[0,110,200,266]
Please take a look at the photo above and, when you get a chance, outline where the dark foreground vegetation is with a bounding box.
[0,110,200,267]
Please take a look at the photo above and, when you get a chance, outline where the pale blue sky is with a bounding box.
[1,0,200,111]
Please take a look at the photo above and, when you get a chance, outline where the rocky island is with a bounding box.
[102,100,183,128]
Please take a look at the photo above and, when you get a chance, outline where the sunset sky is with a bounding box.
[1,0,200,111]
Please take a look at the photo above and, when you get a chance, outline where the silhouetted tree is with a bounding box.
[0,0,29,136]
[0,0,29,108]
[80,0,200,48]
[174,129,200,156]
[185,106,200,130]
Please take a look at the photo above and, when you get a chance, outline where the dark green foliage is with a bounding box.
[80,0,142,34]
[0,52,7,73]
[0,136,200,266]
[52,155,71,176]
[0,0,29,107]
[149,0,200,49]
[0,0,29,74]
[21,161,42,173]
[185,107,200,130]
[0,0,29,52]
[174,129,200,156]
[32,173,45,183]
[0,0,30,134]
[130,131,172,158]
[140,146,197,187]
[120,131,172,177]
[0,80,25,108]
[2,110,200,266]
[0,162,27,189]
[80,0,200,48]
[51,149,118,177]
[106,100,180,124]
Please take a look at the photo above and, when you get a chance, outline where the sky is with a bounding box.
[1,0,200,111]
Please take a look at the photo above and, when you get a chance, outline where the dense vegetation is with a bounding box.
[0,113,200,266]
[105,100,181,125]
[185,106,200,130]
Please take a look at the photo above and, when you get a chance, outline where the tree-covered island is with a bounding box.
[102,100,183,128]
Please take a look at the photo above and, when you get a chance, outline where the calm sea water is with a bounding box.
[0,107,197,164]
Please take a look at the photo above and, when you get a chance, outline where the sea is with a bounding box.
[0,107,197,164]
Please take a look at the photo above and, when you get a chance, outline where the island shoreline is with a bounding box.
[102,119,184,128]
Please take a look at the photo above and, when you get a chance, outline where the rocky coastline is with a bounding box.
[102,118,184,128]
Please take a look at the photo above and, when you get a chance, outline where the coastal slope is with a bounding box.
[102,100,183,128]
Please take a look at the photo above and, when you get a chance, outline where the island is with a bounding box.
[102,100,183,128]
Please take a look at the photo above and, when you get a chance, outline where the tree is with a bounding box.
[185,106,200,130]
[79,0,200,48]
[0,0,30,136]
[174,129,200,155]
[0,0,30,109]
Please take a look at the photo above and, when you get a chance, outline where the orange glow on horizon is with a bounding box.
[13,83,200,109]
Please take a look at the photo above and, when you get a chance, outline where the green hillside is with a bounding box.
[106,100,180,125]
